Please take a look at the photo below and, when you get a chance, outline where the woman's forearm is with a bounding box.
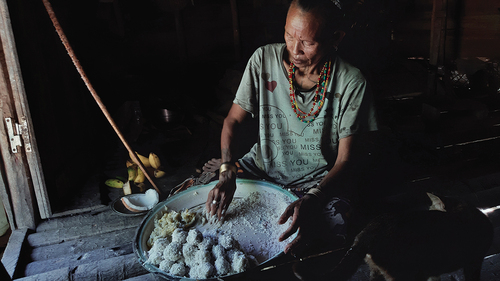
[220,104,249,164]
[313,135,355,201]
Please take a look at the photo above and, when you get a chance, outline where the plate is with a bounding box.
[133,179,298,280]
[111,195,149,216]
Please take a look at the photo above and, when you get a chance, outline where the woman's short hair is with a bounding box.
[290,0,345,42]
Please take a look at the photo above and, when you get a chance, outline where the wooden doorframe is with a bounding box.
[0,0,51,230]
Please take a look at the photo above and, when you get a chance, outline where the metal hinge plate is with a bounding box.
[5,117,32,153]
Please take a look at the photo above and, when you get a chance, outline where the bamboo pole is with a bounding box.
[41,0,160,195]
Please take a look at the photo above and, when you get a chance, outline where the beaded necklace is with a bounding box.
[288,59,332,123]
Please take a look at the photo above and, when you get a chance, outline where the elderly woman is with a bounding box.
[205,0,378,256]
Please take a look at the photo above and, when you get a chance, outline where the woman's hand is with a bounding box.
[278,194,322,256]
[205,170,237,220]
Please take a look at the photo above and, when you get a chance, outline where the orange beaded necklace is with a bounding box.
[288,59,332,123]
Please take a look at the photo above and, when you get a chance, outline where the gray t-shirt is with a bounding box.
[235,43,378,187]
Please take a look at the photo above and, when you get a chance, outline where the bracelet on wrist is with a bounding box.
[306,187,326,203]
[219,162,237,175]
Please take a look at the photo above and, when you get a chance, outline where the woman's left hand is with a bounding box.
[278,194,322,256]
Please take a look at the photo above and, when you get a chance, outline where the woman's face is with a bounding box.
[284,5,329,70]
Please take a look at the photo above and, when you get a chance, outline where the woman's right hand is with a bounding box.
[205,170,237,220]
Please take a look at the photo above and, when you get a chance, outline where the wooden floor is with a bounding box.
[3,186,500,280]
[3,203,500,280]
[3,93,500,280]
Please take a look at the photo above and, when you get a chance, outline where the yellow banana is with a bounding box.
[154,169,166,178]
[149,153,161,169]
[127,165,138,182]
[134,167,146,184]
[126,160,135,168]
[129,151,151,168]
[105,178,124,188]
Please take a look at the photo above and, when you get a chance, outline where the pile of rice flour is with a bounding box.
[198,190,294,262]
[146,189,295,278]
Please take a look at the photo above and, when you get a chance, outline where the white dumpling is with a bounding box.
[199,236,216,251]
[163,241,183,262]
[182,243,198,266]
[171,228,188,244]
[226,249,244,261]
[189,262,215,279]
[169,262,187,277]
[146,238,170,265]
[212,244,225,260]
[153,238,170,249]
[194,249,212,264]
[159,259,174,272]
[231,251,249,273]
[218,233,236,250]
[146,249,163,266]
[186,228,203,245]
[214,257,231,276]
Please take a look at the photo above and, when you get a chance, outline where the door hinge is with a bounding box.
[5,117,32,153]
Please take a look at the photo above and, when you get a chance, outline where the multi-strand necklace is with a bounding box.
[288,59,332,123]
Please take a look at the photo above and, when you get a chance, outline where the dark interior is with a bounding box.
[6,0,500,216]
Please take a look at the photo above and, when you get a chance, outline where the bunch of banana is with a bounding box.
[104,151,169,196]
[127,152,166,183]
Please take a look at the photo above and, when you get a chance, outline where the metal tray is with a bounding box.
[133,179,298,280]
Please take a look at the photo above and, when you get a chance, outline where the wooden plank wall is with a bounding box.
[0,30,37,230]
[0,0,50,230]
[393,0,500,60]
[459,0,500,58]
[0,48,17,231]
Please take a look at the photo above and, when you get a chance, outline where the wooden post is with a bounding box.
[428,0,447,96]
[1,228,28,279]
[0,0,45,229]
[430,0,446,66]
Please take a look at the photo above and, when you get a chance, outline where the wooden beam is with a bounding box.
[35,207,142,232]
[24,243,133,276]
[0,147,15,232]
[0,0,51,223]
[0,40,37,230]
[1,227,28,279]
[28,216,144,248]
[30,227,137,261]
[18,253,148,281]
[428,0,448,96]
[430,0,447,66]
